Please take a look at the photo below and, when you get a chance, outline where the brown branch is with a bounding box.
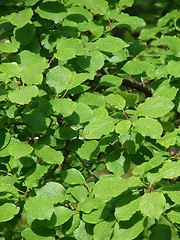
[122,78,153,97]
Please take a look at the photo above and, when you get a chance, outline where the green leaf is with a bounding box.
[75,102,93,123]
[93,215,116,240]
[167,210,180,224]
[99,75,123,87]
[54,206,73,226]
[119,0,134,8]
[6,8,33,28]
[24,195,54,220]
[114,91,137,107]
[76,51,104,74]
[94,36,129,52]
[51,98,76,117]
[133,117,163,139]
[0,182,18,196]
[82,201,110,224]
[93,176,141,202]
[161,36,180,56]
[132,154,165,176]
[77,140,98,160]
[61,168,86,184]
[36,2,68,22]
[137,96,174,118]
[8,139,33,159]
[46,65,72,93]
[140,192,166,219]
[0,62,21,78]
[14,23,36,46]
[115,13,146,30]
[0,38,20,53]
[84,0,109,15]
[157,130,177,148]
[35,145,64,165]
[122,60,155,75]
[159,160,180,179]
[83,116,116,139]
[8,85,39,105]
[106,150,128,176]
[21,227,54,240]
[153,80,178,100]
[23,108,50,134]
[112,214,145,240]
[115,194,140,221]
[55,47,76,60]
[115,120,131,135]
[56,38,87,55]
[20,50,48,85]
[68,73,94,90]
[167,60,180,77]
[105,94,126,110]
[162,183,180,204]
[68,185,88,203]
[35,182,66,204]
[149,224,179,240]
[0,203,20,222]
[139,27,161,40]
[62,214,80,235]
[25,164,50,188]
[78,92,106,107]
[78,194,99,213]
[54,127,78,140]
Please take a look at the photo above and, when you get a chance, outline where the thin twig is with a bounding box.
[44,164,59,180]
[74,152,99,181]
[61,88,69,99]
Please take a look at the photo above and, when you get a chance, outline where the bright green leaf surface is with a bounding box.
[93,176,141,202]
[133,117,163,139]
[36,182,66,204]
[21,228,54,240]
[115,120,131,135]
[112,214,144,240]
[20,50,48,85]
[159,160,180,179]
[75,102,93,123]
[77,140,98,160]
[0,62,21,78]
[36,2,67,22]
[137,97,174,118]
[167,211,180,224]
[35,145,64,165]
[52,98,76,117]
[24,195,54,220]
[167,60,180,77]
[100,75,123,87]
[61,168,86,184]
[0,203,20,222]
[54,206,73,226]
[94,36,129,52]
[83,117,116,139]
[105,94,126,110]
[8,85,39,105]
[140,192,166,219]
[8,139,33,158]
[46,65,72,93]
[115,195,140,221]
[6,8,33,28]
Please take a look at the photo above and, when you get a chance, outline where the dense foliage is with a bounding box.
[0,0,180,239]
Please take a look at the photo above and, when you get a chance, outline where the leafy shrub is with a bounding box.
[0,0,179,239]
